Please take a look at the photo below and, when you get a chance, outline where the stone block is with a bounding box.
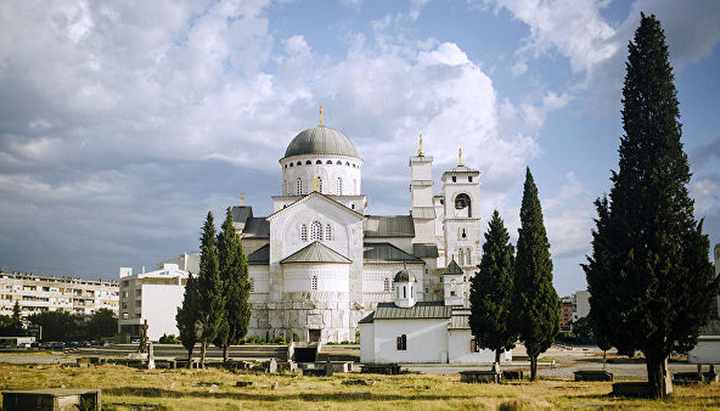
[459,371,501,384]
[611,382,650,398]
[574,370,613,382]
[2,389,101,411]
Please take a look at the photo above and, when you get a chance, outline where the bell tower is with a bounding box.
[442,148,481,275]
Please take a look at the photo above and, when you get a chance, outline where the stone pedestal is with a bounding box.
[3,389,101,411]
[574,370,613,382]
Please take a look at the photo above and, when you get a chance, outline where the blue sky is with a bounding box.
[0,0,718,297]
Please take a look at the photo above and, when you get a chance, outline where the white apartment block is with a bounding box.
[118,263,189,341]
[0,271,119,317]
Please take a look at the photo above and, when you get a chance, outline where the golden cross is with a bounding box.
[418,133,424,156]
[319,104,324,126]
[458,147,463,166]
[240,192,244,206]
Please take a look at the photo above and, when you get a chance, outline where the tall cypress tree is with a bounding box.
[214,207,252,362]
[512,167,560,381]
[176,273,199,367]
[583,13,717,399]
[197,211,225,368]
[470,210,516,364]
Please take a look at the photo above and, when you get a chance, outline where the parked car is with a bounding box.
[48,342,65,350]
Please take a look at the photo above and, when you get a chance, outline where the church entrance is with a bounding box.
[309,329,321,343]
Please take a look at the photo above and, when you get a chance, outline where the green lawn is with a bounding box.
[1,364,719,410]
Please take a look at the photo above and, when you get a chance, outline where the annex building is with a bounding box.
[236,109,484,343]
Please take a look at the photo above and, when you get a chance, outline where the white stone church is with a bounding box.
[236,110,484,344]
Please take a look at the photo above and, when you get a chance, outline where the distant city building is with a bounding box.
[117,264,189,341]
[572,290,590,322]
[688,243,720,364]
[358,260,512,364]
[0,271,118,317]
[560,296,575,333]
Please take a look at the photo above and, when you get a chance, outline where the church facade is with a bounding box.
[235,112,483,343]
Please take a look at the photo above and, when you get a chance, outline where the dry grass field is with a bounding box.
[1,363,719,410]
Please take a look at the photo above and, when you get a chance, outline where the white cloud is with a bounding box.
[543,172,594,258]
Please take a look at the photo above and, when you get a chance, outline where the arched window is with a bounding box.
[296,161,301,166]
[397,334,407,350]
[455,193,471,217]
[466,248,472,266]
[403,286,407,299]
[300,225,308,242]
[336,177,342,195]
[296,178,303,195]
[316,160,322,164]
[306,160,312,165]
[310,221,323,241]
[311,276,318,291]
[461,228,467,239]
[325,224,332,240]
[336,160,342,165]
[326,160,332,164]
[458,249,465,266]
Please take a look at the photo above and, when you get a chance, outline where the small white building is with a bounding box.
[359,259,512,364]
[117,263,189,341]
[572,290,590,322]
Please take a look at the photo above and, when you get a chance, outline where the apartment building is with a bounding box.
[0,271,119,317]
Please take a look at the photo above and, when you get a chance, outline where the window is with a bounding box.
[403,286,407,299]
[466,248,472,266]
[301,225,308,241]
[311,276,318,291]
[325,224,332,240]
[310,221,323,241]
[336,177,342,195]
[461,228,467,239]
[316,160,322,164]
[297,178,303,195]
[468,176,473,182]
[452,175,457,182]
[397,334,407,350]
[470,338,480,352]
[383,278,391,292]
[326,160,332,164]
[351,204,356,210]
[306,160,312,165]
[250,278,255,293]
[455,193,471,217]
[336,160,342,165]
[296,161,302,166]
[458,249,465,265]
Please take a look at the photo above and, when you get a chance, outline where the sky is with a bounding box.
[0,0,719,297]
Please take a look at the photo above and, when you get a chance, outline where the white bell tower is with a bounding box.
[442,148,482,274]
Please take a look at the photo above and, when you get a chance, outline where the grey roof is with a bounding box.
[413,244,439,258]
[284,125,358,158]
[242,217,270,238]
[247,244,269,265]
[443,258,464,275]
[444,164,479,174]
[363,243,424,264]
[700,319,720,335]
[393,267,417,283]
[373,301,453,320]
[280,241,352,264]
[364,215,415,238]
[231,206,253,226]
[358,312,375,324]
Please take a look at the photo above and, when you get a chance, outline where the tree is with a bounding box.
[27,310,77,341]
[583,13,718,399]
[176,272,199,367]
[469,210,516,364]
[87,308,117,340]
[214,207,252,362]
[511,167,560,381]
[197,211,225,367]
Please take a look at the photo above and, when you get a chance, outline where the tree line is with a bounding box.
[176,207,252,367]
[470,14,718,399]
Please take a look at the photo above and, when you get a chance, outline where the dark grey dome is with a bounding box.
[284,126,358,158]
[393,268,417,283]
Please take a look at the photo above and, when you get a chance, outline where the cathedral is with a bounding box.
[235,108,483,343]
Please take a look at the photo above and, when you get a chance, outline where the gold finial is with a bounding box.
[458,147,463,166]
[319,104,324,126]
[312,176,321,192]
[240,192,244,206]
[417,133,424,156]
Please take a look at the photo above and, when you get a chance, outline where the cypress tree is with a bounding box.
[469,210,516,364]
[197,211,225,368]
[583,13,717,398]
[512,167,560,381]
[214,207,252,362]
[176,273,199,367]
